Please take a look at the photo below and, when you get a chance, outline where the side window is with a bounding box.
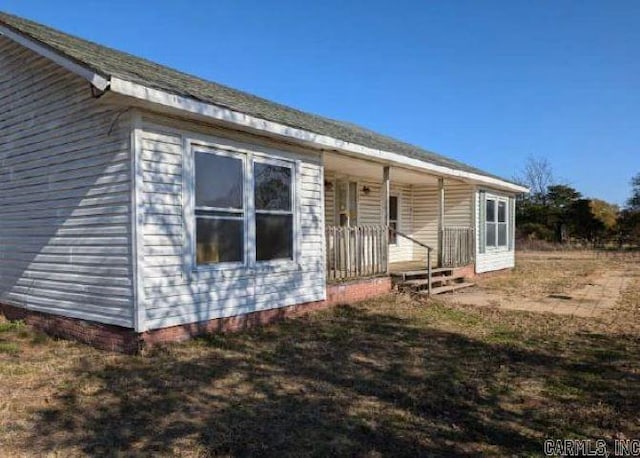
[485,197,508,249]
[194,152,245,265]
[254,161,294,261]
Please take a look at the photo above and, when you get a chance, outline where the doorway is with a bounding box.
[335,180,358,227]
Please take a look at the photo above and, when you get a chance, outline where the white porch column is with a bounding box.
[382,165,390,272]
[438,177,445,266]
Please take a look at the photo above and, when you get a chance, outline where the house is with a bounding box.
[0,12,528,351]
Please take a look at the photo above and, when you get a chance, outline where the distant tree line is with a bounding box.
[514,157,640,248]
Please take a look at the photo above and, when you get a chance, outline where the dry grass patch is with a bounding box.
[476,251,606,297]
[0,253,638,456]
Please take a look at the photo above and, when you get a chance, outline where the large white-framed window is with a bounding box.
[485,196,508,249]
[188,139,297,271]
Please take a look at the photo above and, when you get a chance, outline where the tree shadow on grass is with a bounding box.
[29,304,640,456]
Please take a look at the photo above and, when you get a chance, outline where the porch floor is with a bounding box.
[388,261,431,275]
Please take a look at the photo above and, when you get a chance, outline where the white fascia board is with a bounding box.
[110,77,529,193]
[0,25,110,91]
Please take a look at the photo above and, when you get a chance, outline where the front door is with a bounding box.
[335,180,358,226]
[388,193,405,263]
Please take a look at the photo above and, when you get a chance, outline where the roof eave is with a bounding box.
[0,22,110,90]
[0,20,527,194]
[110,77,528,193]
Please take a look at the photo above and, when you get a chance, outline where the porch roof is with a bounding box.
[0,11,527,194]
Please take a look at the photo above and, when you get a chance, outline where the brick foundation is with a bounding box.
[453,264,476,279]
[0,276,393,353]
[0,302,139,353]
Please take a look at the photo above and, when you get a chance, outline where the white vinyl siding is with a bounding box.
[137,116,325,331]
[475,189,516,273]
[411,185,439,264]
[444,182,474,227]
[412,181,474,264]
[0,36,134,327]
[324,171,336,225]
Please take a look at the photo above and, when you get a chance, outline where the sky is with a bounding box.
[3,0,639,205]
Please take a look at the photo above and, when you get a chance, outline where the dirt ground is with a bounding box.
[441,251,640,319]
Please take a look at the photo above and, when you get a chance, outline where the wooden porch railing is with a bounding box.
[326,225,388,281]
[440,227,475,267]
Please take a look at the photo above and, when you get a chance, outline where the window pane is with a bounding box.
[254,163,291,211]
[486,222,496,247]
[196,218,243,264]
[256,214,293,261]
[389,196,398,220]
[486,199,496,222]
[195,153,243,209]
[498,223,507,246]
[498,201,507,223]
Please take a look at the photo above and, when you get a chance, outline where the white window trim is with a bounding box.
[184,137,300,274]
[485,195,509,252]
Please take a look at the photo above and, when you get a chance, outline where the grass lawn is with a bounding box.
[1,252,639,456]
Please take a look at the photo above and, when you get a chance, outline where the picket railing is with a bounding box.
[326,225,388,281]
[441,227,475,267]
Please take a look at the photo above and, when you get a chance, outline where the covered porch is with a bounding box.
[323,152,476,283]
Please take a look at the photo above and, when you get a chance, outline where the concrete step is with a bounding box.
[416,282,475,295]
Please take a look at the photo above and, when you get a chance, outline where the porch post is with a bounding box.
[438,177,445,267]
[382,165,390,273]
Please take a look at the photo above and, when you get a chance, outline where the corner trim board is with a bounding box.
[130,111,146,332]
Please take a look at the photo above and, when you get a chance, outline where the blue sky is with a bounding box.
[3,1,639,205]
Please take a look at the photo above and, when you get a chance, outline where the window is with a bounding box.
[254,161,294,261]
[195,152,245,265]
[389,195,398,245]
[485,197,508,248]
[192,144,296,268]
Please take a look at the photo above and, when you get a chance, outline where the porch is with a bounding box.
[323,152,476,291]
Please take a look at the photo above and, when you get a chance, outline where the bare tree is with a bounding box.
[514,156,555,203]
[627,172,640,210]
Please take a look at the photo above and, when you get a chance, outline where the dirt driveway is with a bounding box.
[440,251,640,319]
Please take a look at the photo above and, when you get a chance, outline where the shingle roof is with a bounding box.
[0,11,519,185]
